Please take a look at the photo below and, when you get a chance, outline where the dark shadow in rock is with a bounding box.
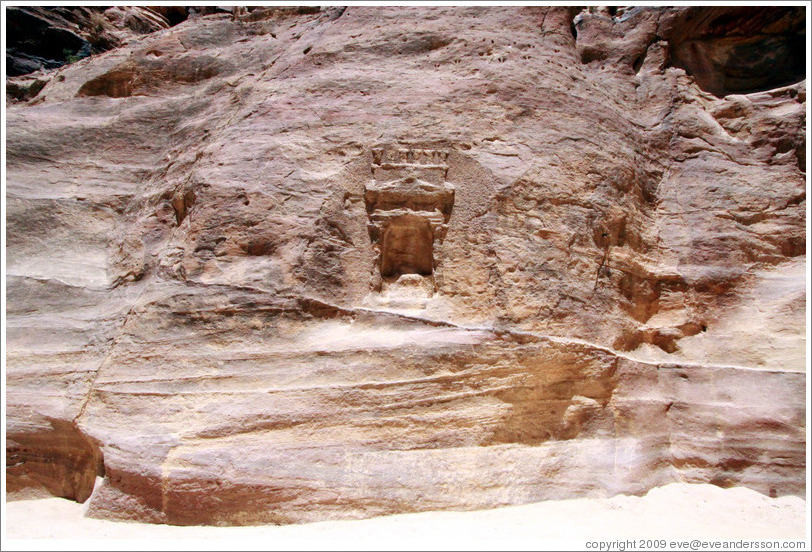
[5,7,90,76]
[669,6,806,96]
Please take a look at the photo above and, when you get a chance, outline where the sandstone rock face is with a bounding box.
[5,6,806,525]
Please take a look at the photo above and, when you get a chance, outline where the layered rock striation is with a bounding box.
[5,6,806,525]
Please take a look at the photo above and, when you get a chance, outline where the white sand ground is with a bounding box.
[2,483,809,550]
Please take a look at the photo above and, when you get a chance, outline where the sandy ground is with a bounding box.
[2,483,808,550]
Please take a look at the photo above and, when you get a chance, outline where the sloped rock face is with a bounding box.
[5,6,806,524]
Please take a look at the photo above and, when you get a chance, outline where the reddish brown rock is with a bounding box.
[5,6,806,525]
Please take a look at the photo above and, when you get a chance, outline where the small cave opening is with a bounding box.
[162,7,189,26]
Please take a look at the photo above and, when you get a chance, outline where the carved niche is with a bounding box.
[364,147,455,293]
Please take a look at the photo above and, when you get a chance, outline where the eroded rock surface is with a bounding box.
[5,6,806,525]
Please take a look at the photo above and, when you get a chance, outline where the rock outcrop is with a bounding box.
[5,6,806,525]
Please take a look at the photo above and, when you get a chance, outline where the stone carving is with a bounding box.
[365,147,455,297]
